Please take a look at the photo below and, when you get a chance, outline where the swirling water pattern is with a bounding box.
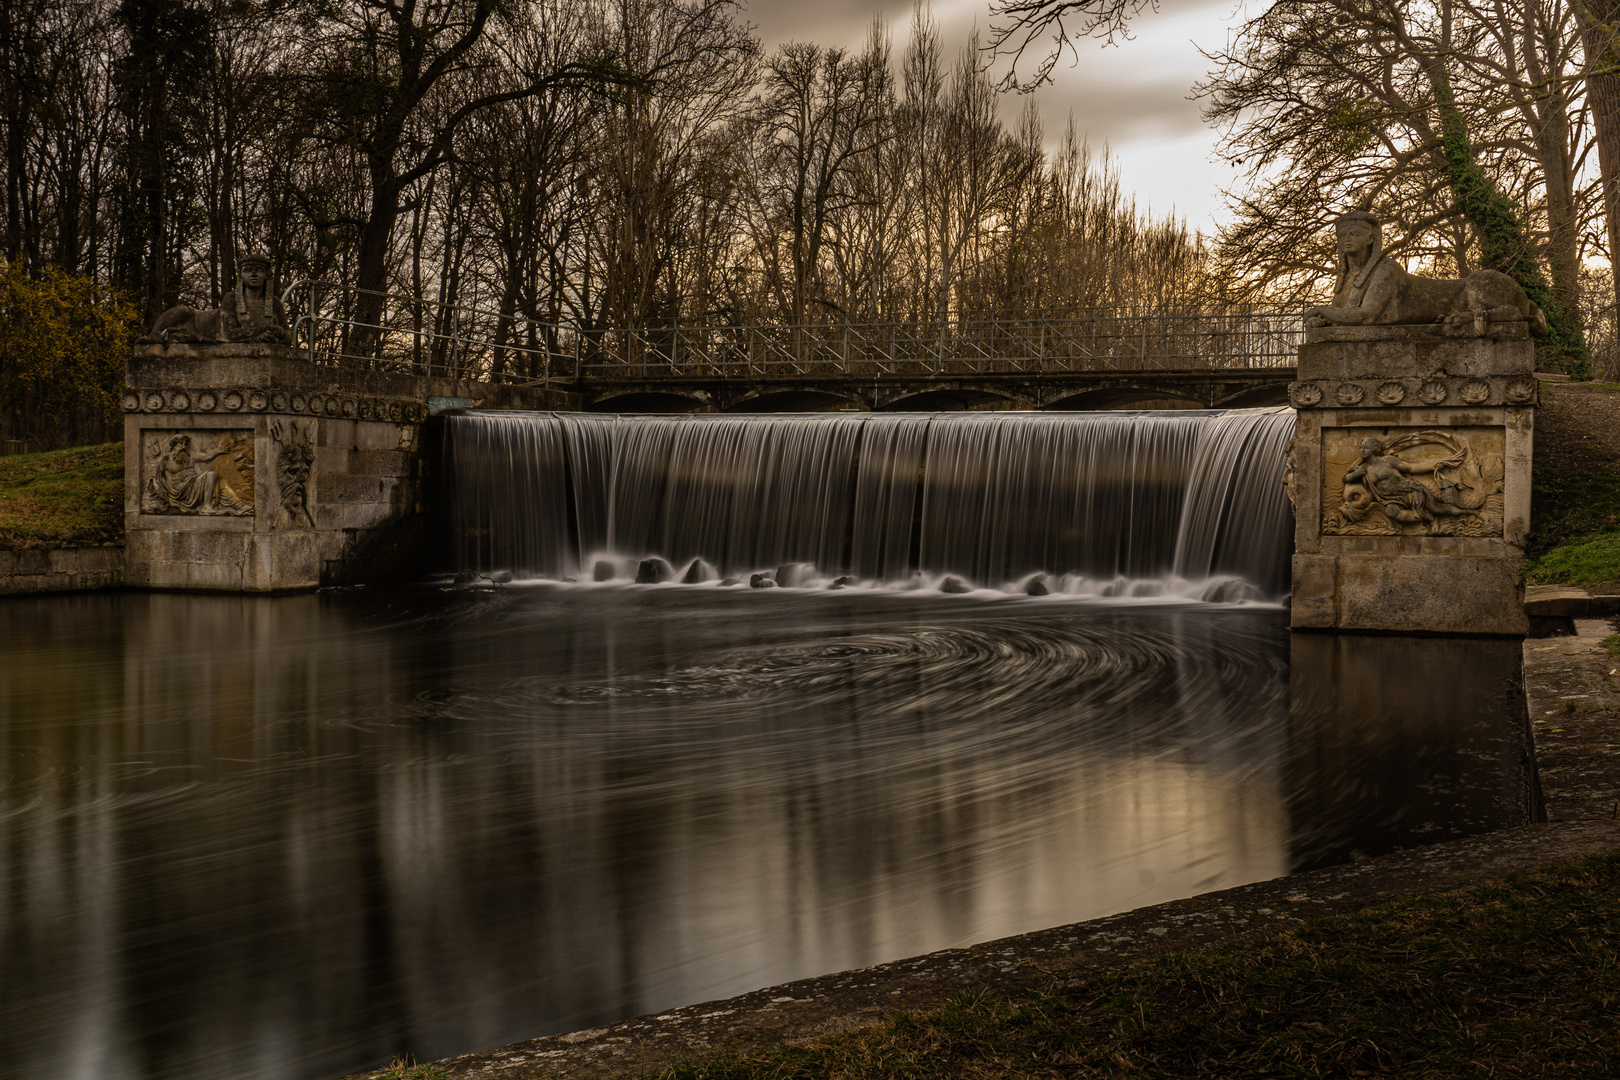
[0,588,1534,1080]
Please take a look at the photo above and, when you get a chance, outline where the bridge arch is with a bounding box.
[587,390,711,413]
[1045,386,1211,411]
[878,386,1030,411]
[725,387,869,412]
[1214,383,1291,409]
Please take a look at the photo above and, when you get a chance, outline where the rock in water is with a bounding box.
[775,563,812,588]
[750,573,777,588]
[940,576,972,594]
[682,559,709,584]
[490,570,514,584]
[719,577,742,587]
[830,575,856,589]
[593,560,617,582]
[1202,578,1260,604]
[1025,576,1049,596]
[453,570,482,585]
[635,558,672,584]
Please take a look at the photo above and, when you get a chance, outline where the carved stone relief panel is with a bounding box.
[1320,426,1504,538]
[141,430,255,516]
[271,419,316,529]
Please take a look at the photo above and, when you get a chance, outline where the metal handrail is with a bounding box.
[577,311,1304,380]
[277,279,1302,386]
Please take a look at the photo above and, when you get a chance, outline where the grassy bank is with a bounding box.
[0,442,123,549]
[1524,381,1620,589]
[653,855,1620,1080]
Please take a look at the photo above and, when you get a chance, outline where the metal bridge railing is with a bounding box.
[580,311,1303,380]
[278,282,1302,385]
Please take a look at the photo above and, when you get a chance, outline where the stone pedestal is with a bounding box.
[123,344,574,591]
[1287,323,1535,635]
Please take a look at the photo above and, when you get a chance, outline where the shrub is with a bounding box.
[0,260,138,451]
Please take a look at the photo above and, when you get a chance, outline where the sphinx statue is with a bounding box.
[1302,211,1547,336]
[140,252,293,346]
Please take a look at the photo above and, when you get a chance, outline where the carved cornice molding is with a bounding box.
[121,388,429,423]
[1287,375,1537,410]
[1303,321,1531,345]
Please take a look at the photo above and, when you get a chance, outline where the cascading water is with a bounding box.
[440,408,1297,599]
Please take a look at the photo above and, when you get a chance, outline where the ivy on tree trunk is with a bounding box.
[1433,78,1589,376]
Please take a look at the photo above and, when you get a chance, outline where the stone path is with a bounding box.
[1524,613,1620,822]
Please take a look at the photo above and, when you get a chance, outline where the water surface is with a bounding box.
[0,587,1535,1080]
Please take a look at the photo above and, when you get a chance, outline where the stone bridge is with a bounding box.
[573,368,1296,413]
[568,311,1303,412]
[283,296,1305,413]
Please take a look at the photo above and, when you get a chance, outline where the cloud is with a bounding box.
[742,0,1247,229]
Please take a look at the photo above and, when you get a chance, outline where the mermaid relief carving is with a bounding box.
[1323,429,1504,537]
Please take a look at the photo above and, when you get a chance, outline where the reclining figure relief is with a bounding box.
[1302,210,1547,336]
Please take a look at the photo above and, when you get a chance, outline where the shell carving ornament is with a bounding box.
[123,391,429,422]
[1287,377,1534,409]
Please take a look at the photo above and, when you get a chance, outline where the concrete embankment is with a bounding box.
[342,615,1620,1080]
[0,544,122,594]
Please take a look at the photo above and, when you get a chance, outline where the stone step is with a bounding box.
[1524,585,1620,618]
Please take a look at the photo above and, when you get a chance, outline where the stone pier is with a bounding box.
[1287,323,1535,635]
[123,344,572,591]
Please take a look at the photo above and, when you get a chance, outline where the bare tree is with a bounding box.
[587,0,756,327]
[1575,0,1620,325]
[986,0,1156,91]
[1201,0,1592,368]
[287,0,651,344]
[748,38,888,321]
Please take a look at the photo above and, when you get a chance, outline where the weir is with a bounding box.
[440,408,1297,599]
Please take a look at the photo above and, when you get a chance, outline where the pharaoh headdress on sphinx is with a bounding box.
[233,252,275,328]
[1332,210,1384,294]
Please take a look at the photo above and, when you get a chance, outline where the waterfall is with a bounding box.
[440,408,1296,599]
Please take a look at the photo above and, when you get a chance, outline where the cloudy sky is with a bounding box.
[744,0,1250,235]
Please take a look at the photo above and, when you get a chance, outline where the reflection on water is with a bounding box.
[0,589,1535,1080]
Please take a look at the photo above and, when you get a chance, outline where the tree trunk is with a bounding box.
[352,168,400,355]
[1578,1,1620,325]
[1426,60,1587,371]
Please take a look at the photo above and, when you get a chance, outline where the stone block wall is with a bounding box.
[123,344,573,591]
[0,545,124,595]
[1287,323,1534,635]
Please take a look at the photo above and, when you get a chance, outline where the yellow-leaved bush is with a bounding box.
[0,260,138,451]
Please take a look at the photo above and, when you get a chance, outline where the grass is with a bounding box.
[1524,530,1620,590]
[654,855,1620,1080]
[1605,633,1620,657]
[377,1058,449,1080]
[1525,452,1620,559]
[1524,382,1620,586]
[1552,381,1620,393]
[0,442,124,549]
